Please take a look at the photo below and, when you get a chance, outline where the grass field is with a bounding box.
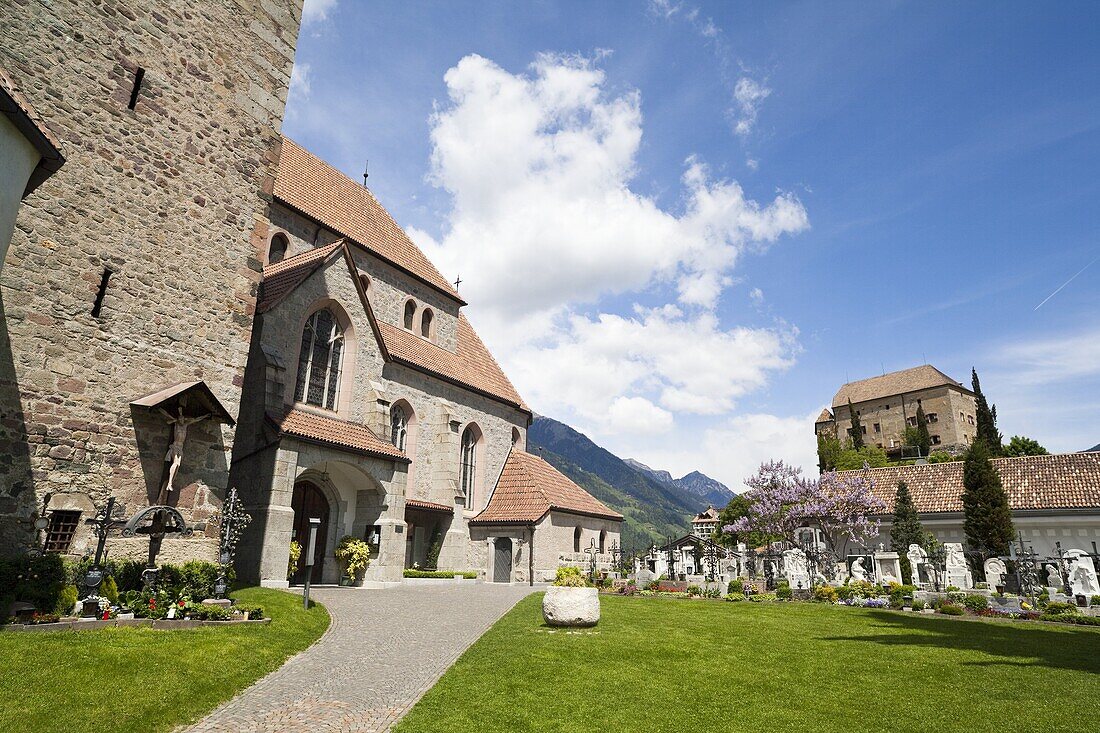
[0,587,329,733]
[395,594,1100,733]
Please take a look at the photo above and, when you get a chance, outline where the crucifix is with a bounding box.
[584,537,599,584]
[158,405,211,500]
[454,274,462,289]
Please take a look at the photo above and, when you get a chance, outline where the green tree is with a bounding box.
[914,404,932,457]
[961,440,1014,555]
[817,433,842,473]
[971,368,1003,455]
[890,481,925,584]
[1002,435,1049,457]
[847,398,864,450]
[834,445,889,470]
[714,493,772,549]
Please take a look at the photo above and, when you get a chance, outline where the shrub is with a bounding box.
[724,592,746,602]
[938,603,965,616]
[685,584,702,596]
[553,566,588,587]
[911,599,926,611]
[702,586,722,599]
[646,580,660,592]
[287,540,301,580]
[101,576,119,605]
[1092,595,1100,606]
[836,586,854,601]
[234,603,265,620]
[1043,601,1078,615]
[962,594,989,613]
[157,560,230,600]
[813,585,838,603]
[334,536,371,577]
[403,569,477,579]
[727,580,741,594]
[776,586,793,600]
[54,585,79,616]
[0,553,67,616]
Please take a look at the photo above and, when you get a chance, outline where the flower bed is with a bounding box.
[403,569,478,579]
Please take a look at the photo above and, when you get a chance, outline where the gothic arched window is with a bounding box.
[460,424,480,509]
[420,307,434,339]
[268,233,288,265]
[294,308,344,410]
[391,404,408,451]
[573,526,582,553]
[403,300,417,330]
[599,529,607,554]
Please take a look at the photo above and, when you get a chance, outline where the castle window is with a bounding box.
[268,233,289,265]
[873,423,881,433]
[926,412,938,423]
[403,300,417,330]
[294,308,344,410]
[390,404,408,451]
[511,427,521,447]
[460,424,481,509]
[907,416,918,427]
[931,435,942,445]
[420,308,434,339]
[44,510,81,553]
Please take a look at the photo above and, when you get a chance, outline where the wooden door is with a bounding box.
[493,537,512,583]
[291,481,329,585]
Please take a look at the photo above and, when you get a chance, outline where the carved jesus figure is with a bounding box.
[159,407,210,492]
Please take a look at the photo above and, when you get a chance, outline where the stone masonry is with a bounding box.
[0,0,304,555]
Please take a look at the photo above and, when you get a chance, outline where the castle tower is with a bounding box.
[0,1,304,559]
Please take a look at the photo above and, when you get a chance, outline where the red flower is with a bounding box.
[178,600,186,607]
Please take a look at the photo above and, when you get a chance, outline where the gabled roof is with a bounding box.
[838,452,1100,515]
[832,365,968,408]
[378,316,528,411]
[257,240,344,313]
[470,450,623,525]
[274,137,462,303]
[268,408,408,462]
[130,380,236,426]
[816,408,834,423]
[693,506,719,522]
[257,239,527,412]
[0,65,64,197]
[656,534,725,552]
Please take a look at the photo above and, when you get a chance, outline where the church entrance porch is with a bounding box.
[403,500,454,570]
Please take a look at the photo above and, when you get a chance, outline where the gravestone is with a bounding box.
[847,555,872,583]
[874,551,902,585]
[983,557,1007,589]
[1066,551,1100,598]
[944,543,973,590]
[783,548,810,590]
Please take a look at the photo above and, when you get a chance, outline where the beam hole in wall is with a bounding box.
[91,268,113,318]
[128,67,145,110]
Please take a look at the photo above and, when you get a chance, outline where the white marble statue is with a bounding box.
[850,557,867,582]
[983,557,1007,588]
[159,406,210,492]
[907,544,927,569]
[1066,551,1100,597]
[945,543,966,569]
[944,542,974,589]
[1045,564,1062,589]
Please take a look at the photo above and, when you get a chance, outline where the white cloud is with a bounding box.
[749,287,765,306]
[648,0,683,19]
[746,157,759,171]
[289,62,312,101]
[415,52,808,449]
[302,0,337,24]
[993,328,1100,387]
[733,77,771,136]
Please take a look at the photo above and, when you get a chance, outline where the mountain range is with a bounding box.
[527,415,734,548]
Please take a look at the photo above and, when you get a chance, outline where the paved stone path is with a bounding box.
[184,582,537,733]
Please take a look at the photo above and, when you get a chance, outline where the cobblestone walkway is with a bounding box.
[184,582,537,733]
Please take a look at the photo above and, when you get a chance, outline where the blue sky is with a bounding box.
[285,0,1100,487]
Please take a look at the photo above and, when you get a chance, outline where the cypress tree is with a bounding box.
[847,398,864,450]
[971,368,1002,454]
[915,403,932,457]
[961,439,1015,555]
[890,481,925,584]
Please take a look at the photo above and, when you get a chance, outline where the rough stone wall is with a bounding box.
[832,385,976,453]
[0,0,303,557]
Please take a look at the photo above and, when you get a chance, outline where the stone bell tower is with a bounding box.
[0,0,304,558]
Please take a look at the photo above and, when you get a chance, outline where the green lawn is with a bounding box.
[0,587,329,733]
[396,594,1100,733]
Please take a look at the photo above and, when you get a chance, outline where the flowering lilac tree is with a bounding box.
[723,460,886,552]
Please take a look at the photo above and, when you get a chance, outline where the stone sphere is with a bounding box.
[542,586,600,627]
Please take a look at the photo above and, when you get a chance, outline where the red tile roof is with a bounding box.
[269,408,408,462]
[274,137,462,302]
[378,316,528,411]
[816,408,834,423]
[405,498,454,513]
[832,365,968,408]
[257,241,344,313]
[471,450,623,525]
[0,64,65,197]
[837,452,1100,515]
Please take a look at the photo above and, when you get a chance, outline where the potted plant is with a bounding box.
[542,566,600,627]
[334,535,371,586]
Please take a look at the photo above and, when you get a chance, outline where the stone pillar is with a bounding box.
[435,401,468,571]
[364,380,391,440]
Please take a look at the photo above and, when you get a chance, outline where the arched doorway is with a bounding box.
[291,481,330,585]
[493,537,513,583]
